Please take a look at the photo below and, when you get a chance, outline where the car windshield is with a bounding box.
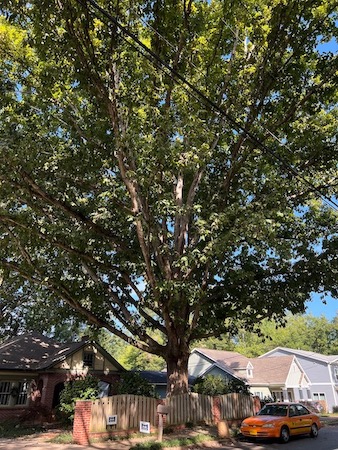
[258,405,288,417]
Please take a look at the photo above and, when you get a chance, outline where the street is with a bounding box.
[0,423,337,450]
[230,426,338,449]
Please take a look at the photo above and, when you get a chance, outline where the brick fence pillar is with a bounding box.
[212,396,221,425]
[73,400,92,445]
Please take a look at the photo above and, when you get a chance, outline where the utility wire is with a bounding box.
[81,0,338,212]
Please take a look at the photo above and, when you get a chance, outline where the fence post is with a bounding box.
[212,396,221,425]
[73,400,92,445]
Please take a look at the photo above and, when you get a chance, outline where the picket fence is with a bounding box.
[89,392,254,433]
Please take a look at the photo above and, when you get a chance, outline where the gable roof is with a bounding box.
[192,348,302,386]
[260,347,338,364]
[0,332,125,372]
[193,348,249,371]
[247,356,297,385]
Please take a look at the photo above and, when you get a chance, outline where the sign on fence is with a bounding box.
[106,415,117,425]
[140,421,151,433]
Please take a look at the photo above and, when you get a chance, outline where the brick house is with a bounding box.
[0,332,125,422]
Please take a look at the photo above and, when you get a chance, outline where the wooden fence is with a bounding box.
[219,393,255,420]
[90,394,158,432]
[166,393,214,425]
[87,392,254,433]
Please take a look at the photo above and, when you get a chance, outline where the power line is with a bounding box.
[80,0,338,212]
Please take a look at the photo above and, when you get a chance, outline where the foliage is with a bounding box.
[114,372,158,398]
[233,313,338,356]
[193,375,250,396]
[130,434,213,450]
[0,422,43,438]
[119,344,165,371]
[0,0,337,394]
[49,432,73,444]
[58,375,99,422]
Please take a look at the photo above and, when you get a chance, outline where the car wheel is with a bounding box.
[280,426,290,443]
[310,423,318,438]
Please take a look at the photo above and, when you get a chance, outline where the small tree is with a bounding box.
[193,375,250,396]
[114,372,158,398]
[58,375,99,422]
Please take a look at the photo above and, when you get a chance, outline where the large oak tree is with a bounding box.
[0,0,337,394]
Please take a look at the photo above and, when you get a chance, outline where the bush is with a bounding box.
[332,406,338,413]
[114,372,158,398]
[58,375,100,423]
[192,375,250,396]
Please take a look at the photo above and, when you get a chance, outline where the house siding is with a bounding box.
[262,349,338,412]
[286,362,305,387]
[204,366,235,380]
[55,345,118,372]
[188,352,213,377]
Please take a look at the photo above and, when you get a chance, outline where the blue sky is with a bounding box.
[305,294,337,320]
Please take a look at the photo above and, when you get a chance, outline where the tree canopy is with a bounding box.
[233,313,338,356]
[0,0,337,394]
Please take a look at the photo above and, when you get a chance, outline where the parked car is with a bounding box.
[240,402,322,443]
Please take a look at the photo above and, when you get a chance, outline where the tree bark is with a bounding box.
[166,340,190,396]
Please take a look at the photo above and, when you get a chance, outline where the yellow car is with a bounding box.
[240,402,322,443]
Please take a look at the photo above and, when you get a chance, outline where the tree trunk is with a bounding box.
[166,342,190,396]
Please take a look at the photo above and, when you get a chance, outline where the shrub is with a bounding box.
[192,375,250,396]
[332,406,338,413]
[114,372,158,398]
[58,375,99,423]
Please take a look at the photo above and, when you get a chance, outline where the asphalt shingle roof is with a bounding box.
[0,332,89,371]
[193,348,296,385]
[261,347,338,363]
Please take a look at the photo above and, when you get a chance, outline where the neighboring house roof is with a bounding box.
[192,348,305,386]
[0,332,125,372]
[193,348,249,376]
[138,370,196,386]
[260,347,338,364]
[246,356,298,385]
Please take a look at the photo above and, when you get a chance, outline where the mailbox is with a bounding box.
[157,404,170,415]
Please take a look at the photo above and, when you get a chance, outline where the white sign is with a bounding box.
[106,415,117,426]
[139,421,150,434]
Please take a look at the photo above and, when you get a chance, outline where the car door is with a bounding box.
[289,404,312,435]
[294,404,312,434]
[288,405,303,436]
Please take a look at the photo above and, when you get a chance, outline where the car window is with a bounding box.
[296,405,310,416]
[289,406,297,417]
[258,405,288,416]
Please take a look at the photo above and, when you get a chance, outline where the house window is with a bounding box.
[0,381,29,406]
[16,382,28,405]
[334,366,338,382]
[254,391,264,399]
[0,382,11,405]
[246,363,253,378]
[83,351,95,368]
[313,392,326,401]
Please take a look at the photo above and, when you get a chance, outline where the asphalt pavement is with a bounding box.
[0,417,338,450]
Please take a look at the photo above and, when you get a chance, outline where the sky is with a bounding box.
[305,293,338,320]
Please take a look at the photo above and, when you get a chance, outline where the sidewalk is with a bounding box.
[0,430,266,450]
